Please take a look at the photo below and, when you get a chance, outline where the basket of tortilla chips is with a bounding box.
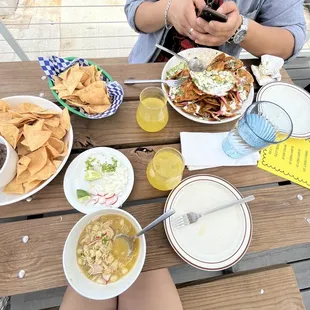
[38,56,124,119]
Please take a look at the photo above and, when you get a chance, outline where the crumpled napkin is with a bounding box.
[180,132,260,171]
[251,55,284,86]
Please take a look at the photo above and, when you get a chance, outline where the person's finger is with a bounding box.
[193,0,205,11]
[217,1,238,15]
[191,31,224,46]
[209,11,241,34]
[186,4,200,31]
[196,17,213,33]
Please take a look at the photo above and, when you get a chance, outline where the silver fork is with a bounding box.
[124,79,185,88]
[172,195,255,229]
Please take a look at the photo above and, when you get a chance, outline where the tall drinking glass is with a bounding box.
[222,101,293,159]
[136,87,169,132]
[146,147,185,191]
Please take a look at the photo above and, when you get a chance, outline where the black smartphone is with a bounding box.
[198,6,227,23]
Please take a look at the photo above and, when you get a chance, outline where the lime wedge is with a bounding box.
[85,170,101,181]
[77,189,91,202]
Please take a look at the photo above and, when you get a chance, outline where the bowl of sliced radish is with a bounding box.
[64,147,135,214]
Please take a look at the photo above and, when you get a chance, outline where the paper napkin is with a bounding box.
[180,132,260,171]
[251,55,284,86]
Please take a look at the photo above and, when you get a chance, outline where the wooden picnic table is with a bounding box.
[0,59,309,309]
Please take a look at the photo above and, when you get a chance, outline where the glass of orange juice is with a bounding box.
[146,147,185,191]
[136,87,169,132]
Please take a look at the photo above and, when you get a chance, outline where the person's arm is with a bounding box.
[244,0,306,60]
[125,0,201,36]
[134,0,167,33]
[191,0,306,60]
[240,21,295,60]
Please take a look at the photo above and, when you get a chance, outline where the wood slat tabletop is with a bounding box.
[0,60,292,103]
[0,58,302,301]
[1,183,309,296]
[178,265,305,310]
[0,143,284,219]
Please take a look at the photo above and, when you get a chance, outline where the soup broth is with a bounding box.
[77,214,139,285]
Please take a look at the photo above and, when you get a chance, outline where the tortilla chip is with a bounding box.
[29,159,56,182]
[83,104,110,114]
[0,123,19,149]
[51,84,67,92]
[60,108,70,132]
[44,124,66,140]
[48,136,64,154]
[23,124,51,151]
[53,160,62,169]
[26,147,48,175]
[76,81,110,106]
[3,178,24,194]
[0,100,9,113]
[23,180,42,193]
[66,98,85,107]
[60,141,69,157]
[14,102,44,114]
[53,75,63,86]
[43,116,60,128]
[63,70,84,95]
[32,119,45,131]
[17,141,31,156]
[80,65,96,82]
[46,143,61,158]
[0,112,12,122]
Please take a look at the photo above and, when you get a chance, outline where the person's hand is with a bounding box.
[191,1,243,46]
[167,0,201,39]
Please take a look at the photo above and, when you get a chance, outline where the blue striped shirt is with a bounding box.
[125,0,306,63]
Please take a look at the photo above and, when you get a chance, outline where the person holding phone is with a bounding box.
[124,0,306,63]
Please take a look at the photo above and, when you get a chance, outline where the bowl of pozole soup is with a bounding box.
[63,208,146,300]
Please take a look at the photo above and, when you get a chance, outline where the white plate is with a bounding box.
[161,47,254,125]
[64,147,134,214]
[257,82,310,138]
[164,175,252,271]
[0,96,73,206]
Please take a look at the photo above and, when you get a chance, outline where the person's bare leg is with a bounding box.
[119,268,183,310]
[60,285,117,310]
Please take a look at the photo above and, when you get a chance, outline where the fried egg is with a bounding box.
[190,70,236,96]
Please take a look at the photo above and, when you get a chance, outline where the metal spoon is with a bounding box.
[155,44,205,72]
[114,209,175,256]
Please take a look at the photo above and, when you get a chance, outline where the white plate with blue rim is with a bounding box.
[164,174,253,271]
[257,82,310,138]
[64,147,134,214]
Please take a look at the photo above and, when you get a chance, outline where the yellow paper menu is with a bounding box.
[258,138,310,189]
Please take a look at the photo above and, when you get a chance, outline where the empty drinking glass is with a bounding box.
[222,101,293,159]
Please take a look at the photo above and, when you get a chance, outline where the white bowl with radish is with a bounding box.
[64,147,134,214]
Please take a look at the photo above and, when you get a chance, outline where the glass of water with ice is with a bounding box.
[222,101,293,159]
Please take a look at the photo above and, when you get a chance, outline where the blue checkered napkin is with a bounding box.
[38,56,124,119]
[38,56,89,80]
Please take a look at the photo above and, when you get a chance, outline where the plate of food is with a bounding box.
[161,48,254,124]
[39,56,124,120]
[0,96,73,206]
[63,208,146,300]
[64,147,134,214]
